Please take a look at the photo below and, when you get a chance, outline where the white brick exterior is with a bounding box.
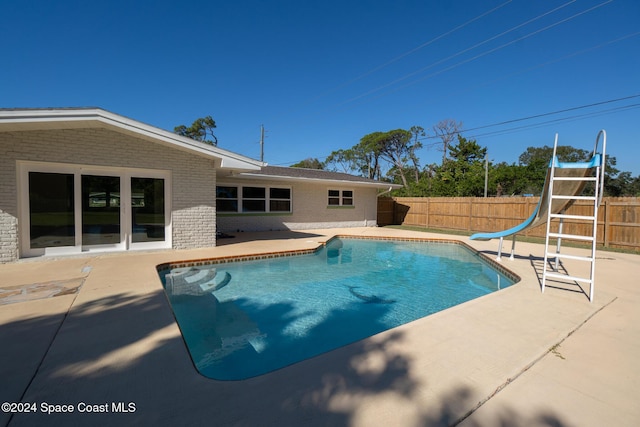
[0,127,217,262]
[216,178,379,232]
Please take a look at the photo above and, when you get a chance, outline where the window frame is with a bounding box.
[268,187,292,213]
[215,186,239,213]
[241,186,267,213]
[17,160,172,257]
[216,184,292,214]
[327,188,355,207]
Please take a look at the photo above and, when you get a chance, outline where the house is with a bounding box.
[0,108,400,263]
[217,165,399,233]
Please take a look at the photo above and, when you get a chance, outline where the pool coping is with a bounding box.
[156,235,521,285]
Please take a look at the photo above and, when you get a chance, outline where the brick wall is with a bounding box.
[0,211,18,263]
[0,127,217,262]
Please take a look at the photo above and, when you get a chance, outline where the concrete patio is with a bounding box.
[1,227,638,426]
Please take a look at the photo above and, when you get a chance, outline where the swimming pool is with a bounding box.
[159,237,517,380]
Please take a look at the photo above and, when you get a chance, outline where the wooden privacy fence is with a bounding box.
[377,196,640,252]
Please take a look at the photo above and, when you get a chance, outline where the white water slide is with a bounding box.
[470,131,606,301]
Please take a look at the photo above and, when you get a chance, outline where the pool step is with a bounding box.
[165,268,231,296]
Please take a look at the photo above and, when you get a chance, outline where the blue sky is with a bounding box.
[3,0,639,175]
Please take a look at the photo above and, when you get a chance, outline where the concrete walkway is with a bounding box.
[0,228,638,426]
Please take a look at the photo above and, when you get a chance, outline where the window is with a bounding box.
[242,186,266,212]
[328,190,340,206]
[270,187,291,212]
[216,186,238,212]
[342,190,354,206]
[216,185,291,213]
[328,189,354,206]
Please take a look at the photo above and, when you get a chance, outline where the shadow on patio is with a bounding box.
[2,288,570,427]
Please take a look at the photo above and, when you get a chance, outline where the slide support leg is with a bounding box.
[509,234,516,261]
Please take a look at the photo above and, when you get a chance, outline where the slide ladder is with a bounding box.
[542,130,606,302]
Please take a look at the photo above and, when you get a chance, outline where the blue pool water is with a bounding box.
[160,238,516,380]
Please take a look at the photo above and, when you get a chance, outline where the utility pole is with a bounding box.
[260,124,264,162]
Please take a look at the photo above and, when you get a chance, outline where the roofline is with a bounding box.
[230,171,403,189]
[0,108,264,171]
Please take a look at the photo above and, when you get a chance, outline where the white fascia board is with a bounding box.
[0,108,264,171]
[232,172,403,189]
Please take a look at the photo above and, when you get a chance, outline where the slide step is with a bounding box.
[550,213,596,221]
[551,195,597,201]
[546,252,593,262]
[544,271,592,284]
[553,176,597,182]
[548,232,594,241]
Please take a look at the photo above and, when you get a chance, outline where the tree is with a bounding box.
[174,116,218,146]
[425,136,487,197]
[325,148,362,175]
[518,145,592,167]
[603,159,640,196]
[517,145,624,196]
[308,117,640,198]
[356,132,385,179]
[440,135,487,196]
[408,126,425,183]
[448,134,486,163]
[291,158,324,169]
[325,133,385,179]
[430,119,463,165]
[491,162,530,196]
[377,129,414,188]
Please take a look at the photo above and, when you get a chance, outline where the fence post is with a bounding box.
[425,198,430,228]
[524,197,530,237]
[603,199,609,248]
[468,198,472,231]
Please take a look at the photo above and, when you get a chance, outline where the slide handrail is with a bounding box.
[594,129,606,207]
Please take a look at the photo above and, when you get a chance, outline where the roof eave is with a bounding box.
[0,108,264,171]
[227,172,403,189]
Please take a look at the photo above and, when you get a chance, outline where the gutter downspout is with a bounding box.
[377,186,394,197]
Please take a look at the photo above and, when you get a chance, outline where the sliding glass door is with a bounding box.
[81,174,122,247]
[131,177,166,245]
[28,172,75,249]
[20,163,171,257]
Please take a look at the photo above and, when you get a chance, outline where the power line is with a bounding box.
[413,94,640,141]
[332,0,513,89]
[269,1,513,121]
[271,0,619,137]
[272,94,640,166]
[344,0,613,105]
[465,103,640,140]
[429,30,640,104]
[458,94,640,135]
[329,27,639,122]
[342,0,580,104]
[268,2,631,166]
